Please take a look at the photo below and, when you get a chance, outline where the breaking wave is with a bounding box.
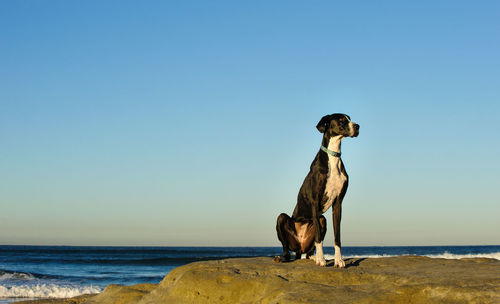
[0,284,101,299]
[323,251,500,260]
[425,251,500,260]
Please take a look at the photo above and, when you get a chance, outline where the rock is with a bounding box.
[84,283,156,304]
[18,256,500,304]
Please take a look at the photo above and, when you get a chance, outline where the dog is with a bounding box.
[275,113,359,268]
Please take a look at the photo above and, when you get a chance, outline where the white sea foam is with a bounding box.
[323,252,500,260]
[0,284,102,299]
[425,251,500,260]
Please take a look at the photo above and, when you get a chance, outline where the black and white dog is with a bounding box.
[276,113,359,268]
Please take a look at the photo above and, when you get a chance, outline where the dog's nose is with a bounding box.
[354,124,360,130]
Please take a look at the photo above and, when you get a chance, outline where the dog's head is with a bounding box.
[316,113,359,137]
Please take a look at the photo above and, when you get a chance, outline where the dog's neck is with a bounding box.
[322,135,343,156]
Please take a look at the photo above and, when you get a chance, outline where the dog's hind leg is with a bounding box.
[305,247,315,259]
[276,213,292,262]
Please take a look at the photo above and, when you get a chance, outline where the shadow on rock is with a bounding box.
[326,258,366,268]
[344,258,367,268]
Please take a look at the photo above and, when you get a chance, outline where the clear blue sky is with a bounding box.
[1,1,499,246]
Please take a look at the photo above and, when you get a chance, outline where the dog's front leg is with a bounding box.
[312,207,326,267]
[332,200,345,268]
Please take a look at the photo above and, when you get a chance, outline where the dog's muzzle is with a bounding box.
[351,123,360,137]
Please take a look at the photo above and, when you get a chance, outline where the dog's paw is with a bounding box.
[273,254,291,263]
[315,256,326,267]
[334,257,345,268]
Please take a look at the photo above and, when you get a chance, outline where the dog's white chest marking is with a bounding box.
[322,136,347,213]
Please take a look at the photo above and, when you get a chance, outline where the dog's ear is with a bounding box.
[316,115,331,133]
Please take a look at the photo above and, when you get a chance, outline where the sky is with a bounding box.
[1,1,499,246]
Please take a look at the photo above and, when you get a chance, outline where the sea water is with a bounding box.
[1,245,499,303]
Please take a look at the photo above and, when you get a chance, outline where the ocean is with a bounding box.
[1,245,499,303]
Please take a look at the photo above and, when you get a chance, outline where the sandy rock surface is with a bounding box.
[19,256,500,304]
